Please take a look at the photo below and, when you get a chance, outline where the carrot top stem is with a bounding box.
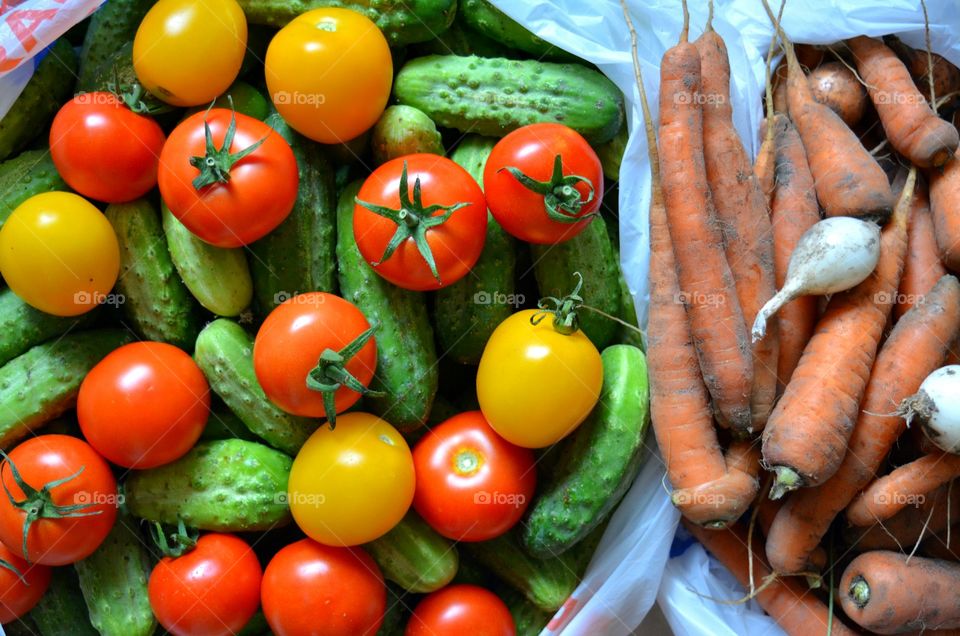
[770,465,801,500]
[680,0,690,43]
[848,576,869,608]
[705,0,714,32]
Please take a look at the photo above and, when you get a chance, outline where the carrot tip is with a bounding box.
[769,466,801,500]
[849,576,870,608]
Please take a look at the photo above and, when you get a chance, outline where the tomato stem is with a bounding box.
[531,272,586,335]
[106,65,170,116]
[0,558,27,585]
[190,103,267,190]
[354,161,470,283]
[499,154,598,224]
[149,519,198,558]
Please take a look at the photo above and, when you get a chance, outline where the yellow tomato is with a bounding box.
[477,309,603,448]
[0,192,120,316]
[133,0,247,106]
[287,412,414,546]
[265,8,392,143]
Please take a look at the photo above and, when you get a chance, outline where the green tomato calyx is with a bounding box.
[532,272,585,335]
[150,519,199,558]
[190,103,267,190]
[500,154,597,224]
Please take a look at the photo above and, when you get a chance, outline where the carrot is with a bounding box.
[847,36,960,168]
[840,551,960,634]
[755,496,828,571]
[847,452,960,527]
[725,439,761,480]
[930,147,960,272]
[808,61,867,127]
[772,60,789,114]
[761,168,914,499]
[896,180,946,320]
[765,274,960,571]
[886,36,960,105]
[685,520,857,636]
[694,23,778,432]
[844,484,960,553]
[754,4,784,205]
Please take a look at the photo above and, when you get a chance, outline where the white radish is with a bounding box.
[899,365,960,453]
[751,217,881,342]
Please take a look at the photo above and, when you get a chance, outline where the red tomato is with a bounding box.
[254,293,377,419]
[158,109,298,247]
[0,435,117,565]
[0,542,51,623]
[262,539,385,636]
[77,341,210,469]
[483,123,603,244]
[354,154,487,291]
[406,585,515,636]
[412,411,536,542]
[148,533,261,636]
[49,92,165,203]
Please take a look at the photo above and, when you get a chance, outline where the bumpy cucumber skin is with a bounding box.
[250,114,337,315]
[77,0,155,87]
[433,136,516,364]
[126,439,293,531]
[0,330,133,449]
[523,345,649,557]
[459,0,575,61]
[200,401,262,442]
[194,319,317,455]
[365,510,458,593]
[411,16,510,58]
[106,199,201,349]
[28,566,98,636]
[531,218,622,348]
[162,204,253,317]
[0,149,68,226]
[0,287,96,367]
[0,39,77,161]
[235,0,455,45]
[82,41,171,113]
[74,514,156,636]
[394,55,624,144]
[371,105,444,165]
[336,182,438,431]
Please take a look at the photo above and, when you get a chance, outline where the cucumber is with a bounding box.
[616,265,645,349]
[162,203,253,317]
[377,583,409,636]
[530,218,622,348]
[3,614,39,635]
[498,586,552,636]
[433,135,517,364]
[77,0,155,87]
[28,566,98,636]
[200,399,262,442]
[0,149,69,227]
[125,439,293,531]
[186,81,272,121]
[371,105,444,165]
[336,182,438,431]
[74,514,156,636]
[105,199,202,349]
[0,287,97,367]
[394,55,624,144]
[595,120,628,181]
[250,114,337,315]
[82,41,171,114]
[0,40,78,161]
[237,609,271,636]
[452,556,499,588]
[235,0,456,46]
[365,510,458,593]
[0,330,133,449]
[522,345,649,557]
[194,319,317,455]
[411,16,510,58]
[459,0,576,62]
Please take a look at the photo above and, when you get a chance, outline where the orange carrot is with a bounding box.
[930,147,960,272]
[808,61,867,127]
[844,484,960,553]
[848,452,960,527]
[755,496,828,571]
[886,36,960,105]
[754,6,783,205]
[896,180,946,320]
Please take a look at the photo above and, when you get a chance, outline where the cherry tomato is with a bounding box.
[413,411,536,542]
[49,92,165,203]
[254,293,377,419]
[406,584,515,636]
[134,0,247,106]
[77,342,210,469]
[0,435,117,565]
[0,542,51,623]
[484,123,603,244]
[148,533,261,636]
[477,310,602,448]
[288,412,414,546]
[265,8,392,143]
[354,154,487,291]
[158,109,298,247]
[0,192,120,316]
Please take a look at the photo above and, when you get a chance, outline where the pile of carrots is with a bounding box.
[623,0,960,633]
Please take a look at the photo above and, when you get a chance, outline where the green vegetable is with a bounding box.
[77,0,155,87]
[82,42,171,115]
[0,149,69,227]
[185,81,272,120]
[459,0,576,61]
[0,287,97,367]
[371,105,444,165]
[28,566,97,636]
[595,121,628,181]
[411,16,510,58]
[498,585,552,636]
[237,610,271,636]
[377,583,409,636]
[616,266,645,349]
[200,400,262,442]
[365,510,458,593]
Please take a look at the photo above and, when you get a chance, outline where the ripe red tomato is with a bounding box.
[484,123,602,244]
[262,539,385,636]
[354,154,487,291]
[406,584,515,636]
[158,109,298,247]
[0,435,117,565]
[77,341,210,469]
[412,411,536,542]
[0,542,51,623]
[148,533,261,636]
[254,293,377,419]
[49,92,165,203]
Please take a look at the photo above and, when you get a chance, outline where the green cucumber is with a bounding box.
[0,329,133,449]
[250,114,337,315]
[0,40,78,161]
[125,438,293,531]
[237,610,271,636]
[195,319,317,455]
[371,105,444,165]
[0,149,69,226]
[185,81,271,120]
[595,121,628,181]
[394,55,624,144]
[0,287,97,367]
[3,614,39,635]
[616,266,645,349]
[77,0,155,87]
[74,514,156,636]
[499,586,552,636]
[162,204,253,317]
[200,399,262,442]
[451,556,499,588]
[365,510,458,593]
[82,41,171,114]
[235,0,456,45]
[411,16,510,58]
[28,566,97,636]
[433,135,517,364]
[336,182,438,431]
[530,218,621,348]
[377,583,409,636]
[459,0,576,62]
[105,199,202,349]
[522,345,649,557]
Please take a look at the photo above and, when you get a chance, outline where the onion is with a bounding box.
[900,365,960,453]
